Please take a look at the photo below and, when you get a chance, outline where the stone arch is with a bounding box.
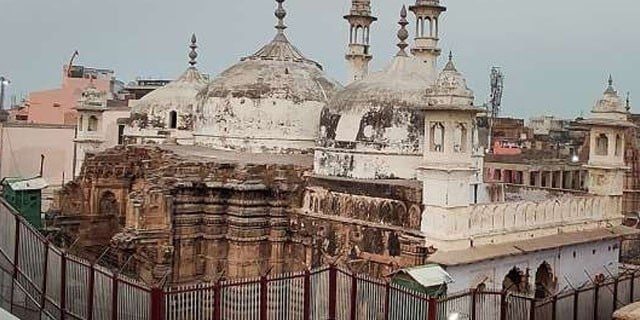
[430,122,445,152]
[502,267,530,294]
[408,205,422,229]
[88,115,98,132]
[534,262,556,299]
[595,133,608,156]
[169,110,178,129]
[99,190,119,216]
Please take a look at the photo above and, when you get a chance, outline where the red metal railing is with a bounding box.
[2,196,640,320]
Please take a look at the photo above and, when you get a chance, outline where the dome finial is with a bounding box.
[605,74,616,94]
[275,0,287,34]
[189,34,198,67]
[396,5,409,56]
[443,50,457,71]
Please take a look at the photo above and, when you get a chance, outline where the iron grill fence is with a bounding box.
[1,197,640,319]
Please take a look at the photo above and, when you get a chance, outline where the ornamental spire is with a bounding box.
[396,5,409,57]
[443,50,457,71]
[627,92,632,112]
[189,34,198,67]
[605,75,616,94]
[275,0,287,34]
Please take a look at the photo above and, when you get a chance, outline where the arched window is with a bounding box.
[453,123,467,153]
[595,133,608,156]
[169,110,178,129]
[87,115,98,132]
[534,262,556,299]
[78,115,84,131]
[430,122,445,152]
[502,267,530,295]
[615,134,622,156]
[99,191,119,216]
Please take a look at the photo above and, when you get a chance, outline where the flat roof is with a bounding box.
[428,226,640,267]
[154,144,314,167]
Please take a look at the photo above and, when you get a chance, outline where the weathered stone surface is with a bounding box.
[54,144,428,285]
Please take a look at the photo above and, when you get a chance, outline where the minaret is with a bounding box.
[344,0,377,83]
[409,0,447,79]
[582,76,634,201]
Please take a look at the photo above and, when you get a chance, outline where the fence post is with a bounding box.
[213,280,221,320]
[500,292,508,320]
[427,298,437,320]
[40,243,49,316]
[593,283,600,320]
[471,289,477,320]
[529,298,536,320]
[572,290,579,320]
[384,281,391,320]
[551,295,557,320]
[260,275,268,320]
[328,265,337,320]
[111,273,118,320]
[614,277,619,310]
[349,272,357,320]
[87,264,95,320]
[150,287,165,320]
[303,269,310,320]
[61,251,67,320]
[631,272,636,303]
[9,215,20,313]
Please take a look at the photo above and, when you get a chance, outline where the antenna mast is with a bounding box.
[487,67,504,153]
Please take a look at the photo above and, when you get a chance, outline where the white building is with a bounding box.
[74,84,130,176]
[425,76,636,295]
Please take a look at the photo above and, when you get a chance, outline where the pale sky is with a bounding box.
[0,0,638,119]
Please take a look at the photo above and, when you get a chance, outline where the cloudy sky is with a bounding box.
[0,0,638,118]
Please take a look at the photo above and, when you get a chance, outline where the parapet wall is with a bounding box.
[423,194,622,250]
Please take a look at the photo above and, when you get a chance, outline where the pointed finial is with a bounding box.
[605,74,616,94]
[627,92,631,112]
[396,5,409,56]
[189,34,198,67]
[444,50,457,71]
[275,0,287,34]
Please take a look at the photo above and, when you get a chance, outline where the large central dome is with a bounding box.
[195,0,342,154]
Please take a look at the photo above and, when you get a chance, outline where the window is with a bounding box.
[87,116,98,132]
[169,111,178,129]
[453,123,467,153]
[595,133,608,156]
[78,115,84,131]
[118,125,125,145]
[615,134,622,156]
[430,122,445,152]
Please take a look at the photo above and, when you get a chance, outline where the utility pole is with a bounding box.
[0,76,10,110]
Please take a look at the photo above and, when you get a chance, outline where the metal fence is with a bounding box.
[2,196,640,320]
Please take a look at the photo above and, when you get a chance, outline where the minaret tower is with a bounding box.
[582,76,634,203]
[344,0,377,83]
[409,0,446,79]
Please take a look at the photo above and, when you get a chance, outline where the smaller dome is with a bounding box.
[132,67,207,116]
[425,55,476,110]
[593,76,626,116]
[327,55,432,114]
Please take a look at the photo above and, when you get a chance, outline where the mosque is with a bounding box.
[55,0,636,296]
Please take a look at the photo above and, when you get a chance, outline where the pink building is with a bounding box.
[25,65,117,125]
